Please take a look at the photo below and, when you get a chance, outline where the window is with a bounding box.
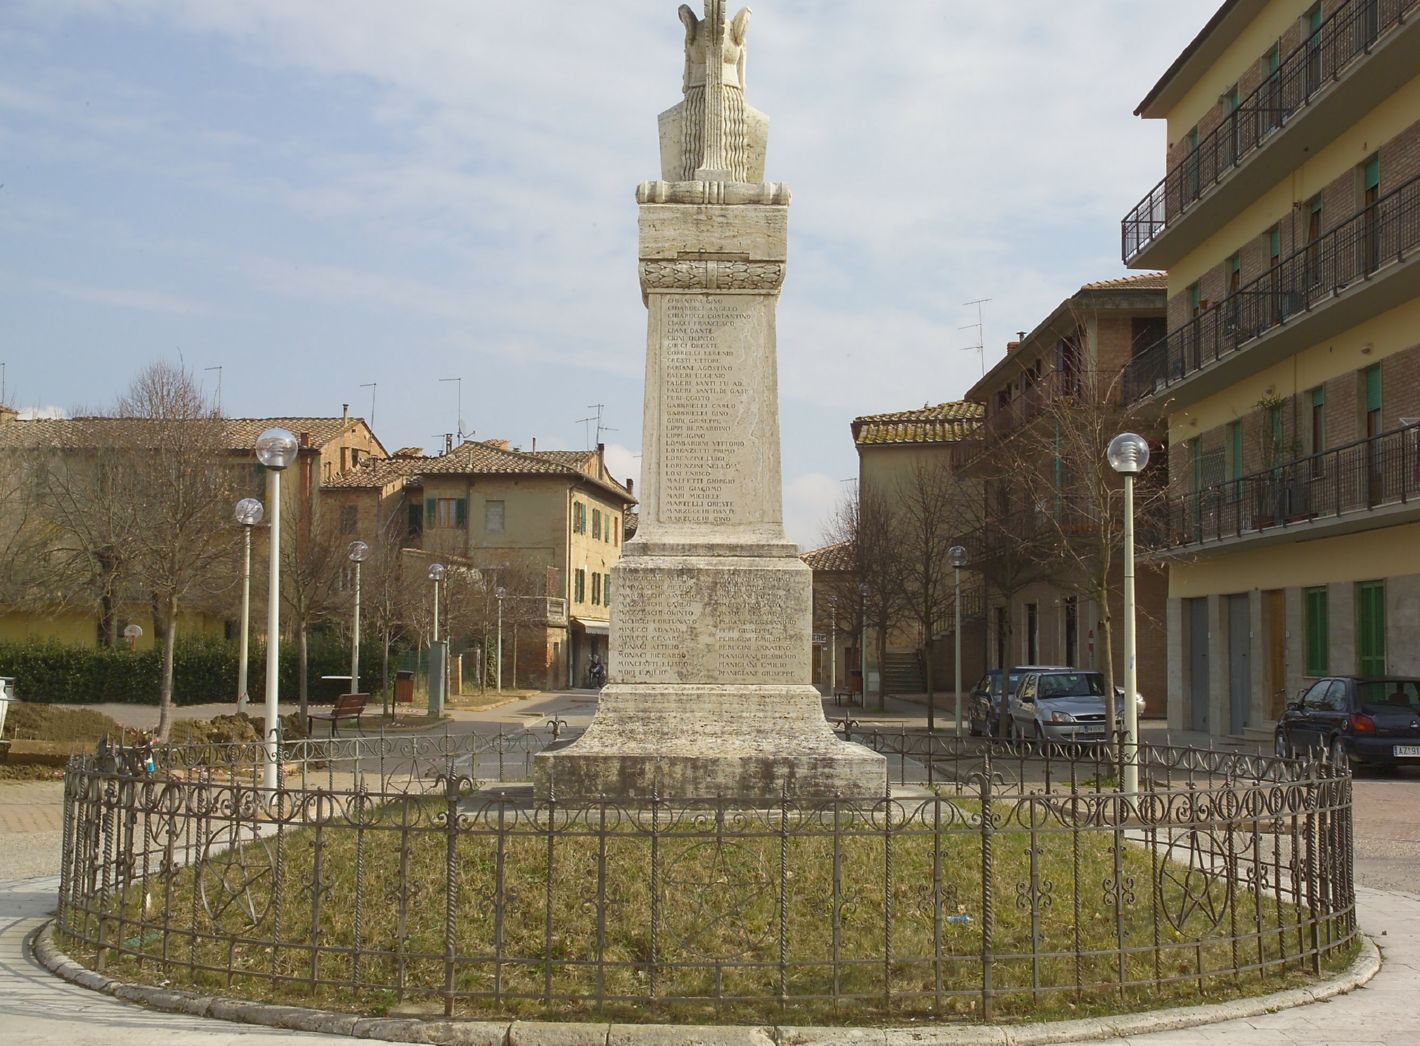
[1357,581,1386,676]
[591,572,601,606]
[592,509,602,541]
[1184,125,1201,202]
[1304,4,1323,95]
[1225,83,1241,163]
[574,569,586,603]
[485,500,505,534]
[340,505,357,535]
[1310,387,1326,475]
[1305,195,1323,286]
[1262,43,1282,136]
[1304,586,1328,675]
[1188,282,1202,318]
[572,501,587,534]
[1226,421,1243,500]
[1364,364,1383,502]
[603,573,611,606]
[407,502,423,538]
[613,517,620,546]
[1362,154,1381,271]
[427,497,467,529]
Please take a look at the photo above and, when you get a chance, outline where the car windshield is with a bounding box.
[1358,679,1420,711]
[1036,672,1106,699]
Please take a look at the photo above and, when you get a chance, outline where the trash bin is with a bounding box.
[394,670,414,705]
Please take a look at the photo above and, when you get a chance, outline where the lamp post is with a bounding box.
[233,498,264,714]
[1107,432,1150,796]
[495,586,507,692]
[949,545,968,735]
[829,599,838,697]
[858,580,872,710]
[347,541,369,695]
[254,428,298,793]
[428,563,446,718]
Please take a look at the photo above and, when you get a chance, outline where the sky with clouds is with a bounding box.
[0,1,1202,549]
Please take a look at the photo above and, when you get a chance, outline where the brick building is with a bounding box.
[1121,0,1420,737]
[963,276,1170,717]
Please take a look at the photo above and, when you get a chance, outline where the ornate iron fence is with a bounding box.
[56,729,1356,1026]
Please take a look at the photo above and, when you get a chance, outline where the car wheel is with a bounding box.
[1273,731,1290,760]
[1330,736,1349,771]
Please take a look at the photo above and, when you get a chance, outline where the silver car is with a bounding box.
[1007,669,1121,743]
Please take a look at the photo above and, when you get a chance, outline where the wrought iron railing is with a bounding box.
[56,729,1355,1027]
[1166,424,1420,548]
[1122,0,1418,262]
[1124,169,1420,403]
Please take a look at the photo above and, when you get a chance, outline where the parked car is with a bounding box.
[968,666,1068,737]
[1115,685,1148,717]
[1274,676,1420,769]
[1006,668,1122,744]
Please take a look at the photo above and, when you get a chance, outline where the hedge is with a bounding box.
[0,636,386,706]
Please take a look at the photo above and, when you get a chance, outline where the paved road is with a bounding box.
[2,691,1418,1044]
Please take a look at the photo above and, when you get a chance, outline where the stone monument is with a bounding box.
[534,1,885,801]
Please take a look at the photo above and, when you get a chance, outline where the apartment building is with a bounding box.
[964,276,1170,714]
[325,440,636,690]
[850,401,987,702]
[1121,0,1420,737]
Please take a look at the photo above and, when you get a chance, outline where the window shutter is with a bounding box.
[425,497,437,522]
[455,498,468,527]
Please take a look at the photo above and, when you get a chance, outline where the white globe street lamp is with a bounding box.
[233,497,264,715]
[254,428,298,792]
[495,585,507,693]
[1107,432,1150,797]
[347,540,369,701]
[428,563,446,717]
[949,545,968,735]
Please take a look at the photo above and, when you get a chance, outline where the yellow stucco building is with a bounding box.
[1122,0,1420,737]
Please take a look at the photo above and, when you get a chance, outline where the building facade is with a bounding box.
[325,440,636,691]
[1122,0,1420,737]
[963,276,1170,715]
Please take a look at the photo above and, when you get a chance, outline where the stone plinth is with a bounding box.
[533,3,884,802]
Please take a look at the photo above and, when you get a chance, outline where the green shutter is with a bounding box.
[1268,226,1281,260]
[454,498,467,527]
[1358,581,1386,675]
[1308,4,1322,34]
[1365,365,1382,412]
[1364,156,1380,193]
[604,574,611,606]
[425,497,437,523]
[1304,587,1329,675]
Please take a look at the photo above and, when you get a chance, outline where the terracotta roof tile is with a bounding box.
[802,541,853,572]
[1079,272,1167,291]
[323,455,431,490]
[852,401,984,446]
[0,415,367,452]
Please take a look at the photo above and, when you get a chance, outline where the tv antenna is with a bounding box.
[439,377,466,442]
[204,365,223,413]
[0,361,6,405]
[960,298,992,376]
[359,382,376,429]
[576,403,617,448]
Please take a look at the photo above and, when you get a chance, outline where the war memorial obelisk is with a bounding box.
[535,2,885,800]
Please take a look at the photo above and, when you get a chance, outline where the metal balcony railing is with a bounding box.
[1122,0,1418,263]
[1124,169,1420,403]
[1167,424,1420,548]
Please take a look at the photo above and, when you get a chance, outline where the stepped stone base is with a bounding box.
[533,684,886,800]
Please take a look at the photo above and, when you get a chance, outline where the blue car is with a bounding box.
[1275,676,1420,768]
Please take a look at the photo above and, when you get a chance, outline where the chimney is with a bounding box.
[532,436,537,452]
[0,406,18,425]
[299,431,312,447]
[444,433,454,454]
[1017,331,1027,341]
[626,477,635,495]
[1005,341,1021,354]
[342,403,349,423]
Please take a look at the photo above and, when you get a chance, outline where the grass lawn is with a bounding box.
[75,795,1357,1027]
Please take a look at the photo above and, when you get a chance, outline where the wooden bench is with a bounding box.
[833,680,864,707]
[307,693,369,737]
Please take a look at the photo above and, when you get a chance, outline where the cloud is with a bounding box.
[32,279,218,317]
[18,405,67,419]
[602,443,642,493]
[783,471,848,553]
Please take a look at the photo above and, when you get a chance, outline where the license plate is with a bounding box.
[1394,745,1420,758]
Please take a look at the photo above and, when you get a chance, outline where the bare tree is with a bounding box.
[281,510,350,720]
[825,485,906,711]
[111,360,240,740]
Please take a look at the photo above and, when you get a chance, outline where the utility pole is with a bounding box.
[960,298,992,376]
[440,377,465,442]
[359,382,377,429]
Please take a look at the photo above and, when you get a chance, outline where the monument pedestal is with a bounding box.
[534,4,884,801]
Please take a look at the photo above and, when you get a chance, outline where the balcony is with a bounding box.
[1122,0,1420,268]
[1161,424,1420,553]
[1124,169,1420,407]
[982,374,1081,438]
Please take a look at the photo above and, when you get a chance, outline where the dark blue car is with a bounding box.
[1275,676,1420,768]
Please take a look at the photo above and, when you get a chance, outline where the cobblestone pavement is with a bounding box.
[1,695,1417,1044]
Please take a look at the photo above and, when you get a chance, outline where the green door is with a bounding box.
[1357,581,1386,676]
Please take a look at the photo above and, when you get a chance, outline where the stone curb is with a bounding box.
[29,921,1381,1046]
